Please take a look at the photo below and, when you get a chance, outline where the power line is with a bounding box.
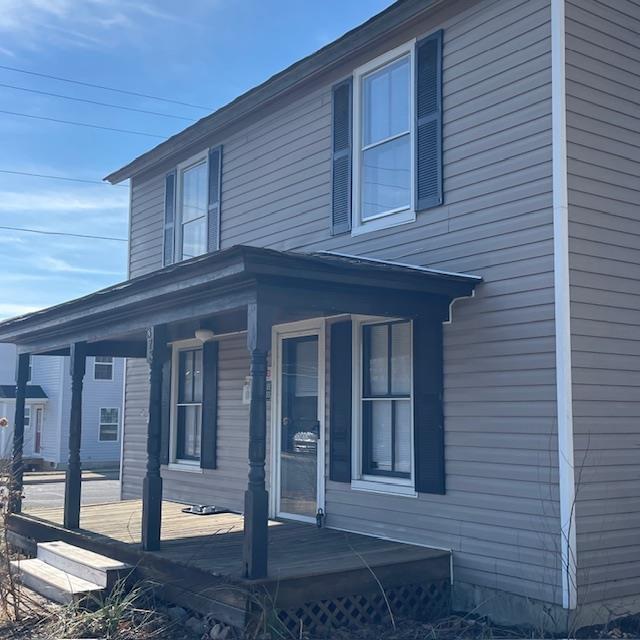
[0,64,211,111]
[0,225,127,242]
[0,109,166,139]
[0,169,128,187]
[0,82,196,122]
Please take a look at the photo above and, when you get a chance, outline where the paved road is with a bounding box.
[22,478,121,511]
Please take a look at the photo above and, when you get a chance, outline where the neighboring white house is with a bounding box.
[0,344,124,468]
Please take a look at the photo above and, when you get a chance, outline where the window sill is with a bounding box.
[351,209,416,236]
[166,462,203,474]
[351,478,417,498]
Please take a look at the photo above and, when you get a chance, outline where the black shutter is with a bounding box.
[160,358,171,465]
[207,146,222,252]
[331,78,352,235]
[200,340,219,469]
[329,320,352,482]
[415,30,443,211]
[163,171,176,266]
[413,316,445,494]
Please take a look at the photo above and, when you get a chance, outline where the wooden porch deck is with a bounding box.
[9,500,450,627]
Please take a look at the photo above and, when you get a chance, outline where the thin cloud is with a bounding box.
[0,189,128,212]
[0,0,189,53]
[0,303,42,320]
[41,256,122,276]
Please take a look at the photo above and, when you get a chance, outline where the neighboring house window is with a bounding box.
[177,154,208,261]
[94,356,113,381]
[23,405,31,429]
[173,345,203,462]
[353,43,415,234]
[27,356,32,383]
[99,408,119,442]
[358,319,413,484]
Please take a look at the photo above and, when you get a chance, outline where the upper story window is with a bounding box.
[357,50,414,230]
[94,356,113,381]
[178,155,208,260]
[163,146,222,267]
[330,32,442,237]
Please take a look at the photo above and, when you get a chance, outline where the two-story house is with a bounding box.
[0,344,123,468]
[1,0,638,632]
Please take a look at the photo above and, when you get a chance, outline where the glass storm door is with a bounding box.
[34,407,43,454]
[279,335,320,519]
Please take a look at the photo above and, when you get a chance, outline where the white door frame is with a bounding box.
[269,318,326,524]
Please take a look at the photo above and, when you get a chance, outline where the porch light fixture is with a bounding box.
[195,329,215,343]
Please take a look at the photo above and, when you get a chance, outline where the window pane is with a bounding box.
[391,322,411,395]
[182,162,207,223]
[95,356,112,364]
[24,406,30,428]
[192,349,203,403]
[100,408,118,424]
[182,218,206,259]
[366,324,388,396]
[370,400,392,472]
[363,57,410,146]
[394,400,412,474]
[178,405,201,459]
[100,424,118,441]
[362,134,410,220]
[94,364,113,380]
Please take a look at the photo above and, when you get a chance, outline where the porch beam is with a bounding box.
[63,342,86,529]
[9,353,30,514]
[142,325,169,551]
[85,340,147,358]
[257,281,451,322]
[6,286,253,355]
[243,302,273,579]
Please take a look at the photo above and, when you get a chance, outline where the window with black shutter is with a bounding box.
[332,32,443,236]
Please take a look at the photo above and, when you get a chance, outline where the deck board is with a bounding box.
[24,500,446,580]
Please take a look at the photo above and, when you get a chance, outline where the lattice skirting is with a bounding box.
[276,579,451,635]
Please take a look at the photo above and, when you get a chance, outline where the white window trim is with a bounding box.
[98,406,119,443]
[23,404,31,429]
[93,356,114,382]
[168,339,204,469]
[175,150,209,263]
[351,316,416,497]
[352,40,417,237]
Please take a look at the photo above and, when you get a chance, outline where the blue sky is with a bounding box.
[0,0,392,320]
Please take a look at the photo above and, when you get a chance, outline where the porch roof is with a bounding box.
[0,385,47,400]
[0,245,480,354]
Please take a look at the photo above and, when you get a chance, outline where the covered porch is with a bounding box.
[0,244,478,626]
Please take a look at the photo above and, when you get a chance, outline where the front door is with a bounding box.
[276,328,323,522]
[34,406,43,454]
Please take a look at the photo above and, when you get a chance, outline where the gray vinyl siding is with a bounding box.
[124,0,561,605]
[121,335,261,510]
[565,0,640,607]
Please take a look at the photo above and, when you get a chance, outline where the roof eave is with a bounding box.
[104,0,443,185]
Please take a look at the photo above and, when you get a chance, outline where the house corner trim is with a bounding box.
[551,0,577,611]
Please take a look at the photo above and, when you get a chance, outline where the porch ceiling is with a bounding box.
[0,245,480,354]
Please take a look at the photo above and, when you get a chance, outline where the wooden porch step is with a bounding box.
[10,558,104,605]
[37,540,132,589]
